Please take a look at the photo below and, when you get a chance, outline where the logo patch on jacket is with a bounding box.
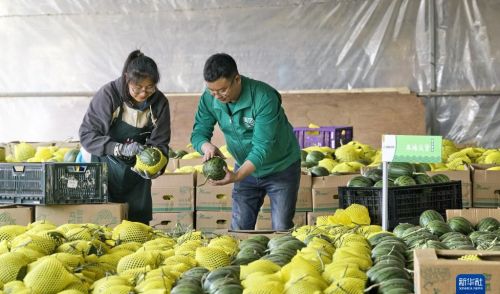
[242,117,255,128]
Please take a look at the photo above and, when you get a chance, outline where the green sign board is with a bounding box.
[382,135,442,163]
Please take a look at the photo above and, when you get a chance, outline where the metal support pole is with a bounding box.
[382,161,389,231]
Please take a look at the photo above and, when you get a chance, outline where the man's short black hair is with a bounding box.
[203,53,239,82]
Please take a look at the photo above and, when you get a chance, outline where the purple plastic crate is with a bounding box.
[293,126,353,148]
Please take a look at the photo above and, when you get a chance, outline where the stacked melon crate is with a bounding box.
[0,142,128,227]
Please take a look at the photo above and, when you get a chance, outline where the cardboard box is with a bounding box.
[196,185,233,211]
[35,203,127,227]
[150,212,194,231]
[53,140,81,149]
[414,249,500,294]
[260,174,312,212]
[151,173,195,212]
[446,208,500,224]
[175,158,204,169]
[254,211,306,230]
[471,165,500,207]
[312,174,358,212]
[307,211,334,225]
[213,229,289,240]
[195,211,232,232]
[427,169,472,208]
[0,205,33,226]
[164,159,177,173]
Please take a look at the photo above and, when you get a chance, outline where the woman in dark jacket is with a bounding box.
[79,50,170,224]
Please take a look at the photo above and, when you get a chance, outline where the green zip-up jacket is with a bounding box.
[191,76,300,178]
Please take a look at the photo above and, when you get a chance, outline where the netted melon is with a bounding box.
[202,157,228,180]
[14,142,36,161]
[134,147,168,175]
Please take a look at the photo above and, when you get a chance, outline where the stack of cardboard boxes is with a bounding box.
[195,171,233,233]
[35,203,128,226]
[308,173,359,225]
[149,172,196,231]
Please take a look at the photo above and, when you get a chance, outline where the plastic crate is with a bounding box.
[0,162,108,205]
[293,126,353,148]
[339,181,462,230]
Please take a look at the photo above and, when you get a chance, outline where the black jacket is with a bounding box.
[79,77,170,156]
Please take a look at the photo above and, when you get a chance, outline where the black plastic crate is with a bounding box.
[339,181,462,230]
[0,163,108,205]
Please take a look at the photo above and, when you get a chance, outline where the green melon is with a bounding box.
[181,267,209,280]
[246,235,270,245]
[393,223,415,238]
[168,148,177,159]
[394,175,416,186]
[373,179,395,188]
[171,283,203,294]
[347,176,373,187]
[305,151,325,164]
[386,162,415,179]
[414,163,431,173]
[213,284,243,294]
[413,173,434,185]
[134,147,168,175]
[447,217,475,235]
[63,149,80,163]
[364,168,383,182]
[202,157,228,180]
[476,217,499,232]
[419,210,444,227]
[300,150,308,162]
[175,150,188,159]
[301,161,316,168]
[426,220,452,237]
[431,174,450,183]
[309,166,330,177]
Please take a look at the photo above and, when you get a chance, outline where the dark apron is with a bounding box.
[92,104,153,224]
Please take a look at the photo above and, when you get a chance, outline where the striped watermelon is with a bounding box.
[476,217,499,232]
[394,175,416,186]
[419,210,444,227]
[431,174,450,183]
[347,176,374,187]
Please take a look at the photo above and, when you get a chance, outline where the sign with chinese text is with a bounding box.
[456,274,486,294]
[382,135,442,163]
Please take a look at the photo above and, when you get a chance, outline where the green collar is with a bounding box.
[213,76,252,115]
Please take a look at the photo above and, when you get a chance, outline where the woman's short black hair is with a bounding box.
[122,50,160,86]
[203,53,238,82]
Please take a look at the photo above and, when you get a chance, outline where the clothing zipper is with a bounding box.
[229,114,246,161]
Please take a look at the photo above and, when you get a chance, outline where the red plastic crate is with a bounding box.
[293,126,353,148]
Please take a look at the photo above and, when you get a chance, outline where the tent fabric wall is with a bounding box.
[1,0,499,146]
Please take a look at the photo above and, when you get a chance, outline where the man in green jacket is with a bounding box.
[191,53,301,230]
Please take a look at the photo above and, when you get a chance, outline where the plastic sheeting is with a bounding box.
[0,0,499,146]
[0,0,431,92]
